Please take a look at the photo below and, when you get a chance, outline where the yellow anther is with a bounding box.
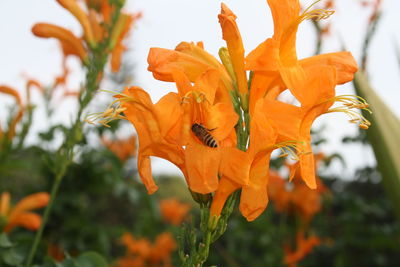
[181,91,208,105]
[300,0,335,23]
[323,94,371,129]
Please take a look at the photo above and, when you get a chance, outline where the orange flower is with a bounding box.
[120,233,152,259]
[102,135,137,162]
[284,230,321,267]
[99,1,367,223]
[268,154,328,222]
[0,192,50,232]
[211,98,278,221]
[159,198,191,226]
[218,4,248,99]
[110,12,142,72]
[115,87,186,194]
[0,85,24,140]
[56,0,96,46]
[32,23,87,62]
[117,232,176,267]
[149,232,177,266]
[147,42,233,106]
[245,0,365,189]
[113,69,250,195]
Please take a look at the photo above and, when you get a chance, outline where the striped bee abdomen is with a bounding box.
[191,123,218,148]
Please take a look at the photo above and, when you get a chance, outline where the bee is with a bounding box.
[191,123,218,148]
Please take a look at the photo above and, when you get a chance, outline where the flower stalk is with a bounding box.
[179,89,250,266]
[25,2,128,265]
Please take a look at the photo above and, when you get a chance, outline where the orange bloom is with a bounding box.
[0,192,50,232]
[149,232,177,266]
[110,12,142,72]
[102,135,137,162]
[218,4,248,98]
[284,230,321,267]
[159,198,191,226]
[115,69,250,196]
[268,153,328,222]
[32,23,87,62]
[100,0,367,223]
[0,85,24,140]
[120,233,152,259]
[117,232,176,267]
[211,98,278,221]
[56,0,96,46]
[245,0,363,189]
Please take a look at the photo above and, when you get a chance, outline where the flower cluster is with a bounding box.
[31,0,141,72]
[268,153,329,266]
[117,232,176,267]
[0,192,50,233]
[269,153,328,222]
[99,0,369,222]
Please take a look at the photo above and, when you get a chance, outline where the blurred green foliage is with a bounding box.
[2,121,400,266]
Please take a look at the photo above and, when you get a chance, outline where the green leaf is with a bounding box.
[72,252,108,267]
[0,233,13,248]
[2,248,24,266]
[353,71,400,220]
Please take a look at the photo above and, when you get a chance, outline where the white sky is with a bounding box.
[1,0,400,178]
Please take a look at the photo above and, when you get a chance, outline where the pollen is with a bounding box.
[324,95,372,130]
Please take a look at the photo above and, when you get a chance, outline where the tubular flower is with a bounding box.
[57,0,96,46]
[284,230,321,267]
[245,0,367,189]
[32,23,88,62]
[98,0,367,223]
[107,69,250,195]
[102,135,137,162]
[117,232,176,267]
[0,85,24,140]
[110,12,142,72]
[159,198,191,226]
[32,0,140,72]
[268,154,328,223]
[0,192,50,233]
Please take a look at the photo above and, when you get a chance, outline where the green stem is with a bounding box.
[25,167,65,266]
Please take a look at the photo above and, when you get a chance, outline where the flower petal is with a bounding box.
[299,51,358,85]
[5,212,42,232]
[32,23,87,62]
[185,140,220,194]
[210,176,240,216]
[239,153,271,221]
[137,154,158,194]
[205,103,238,141]
[219,3,247,95]
[220,147,251,186]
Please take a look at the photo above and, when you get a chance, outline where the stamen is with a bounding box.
[85,102,126,127]
[273,140,306,161]
[300,0,335,23]
[323,95,372,129]
[181,91,208,105]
